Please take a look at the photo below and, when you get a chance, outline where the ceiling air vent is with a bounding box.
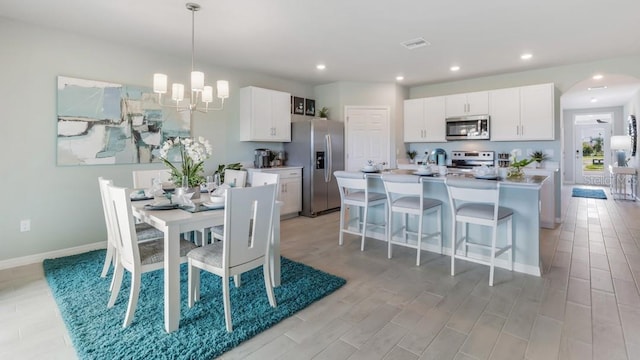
[401,37,431,50]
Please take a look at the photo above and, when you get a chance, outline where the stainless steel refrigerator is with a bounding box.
[284,119,344,217]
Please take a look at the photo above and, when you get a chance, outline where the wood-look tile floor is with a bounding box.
[1,185,639,359]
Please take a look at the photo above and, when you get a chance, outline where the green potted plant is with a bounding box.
[530,150,548,168]
[406,150,418,163]
[318,107,329,118]
[508,156,534,179]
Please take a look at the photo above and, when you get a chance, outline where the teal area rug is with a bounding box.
[44,250,346,359]
[572,187,608,199]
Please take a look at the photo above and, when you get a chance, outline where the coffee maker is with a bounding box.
[254,148,271,168]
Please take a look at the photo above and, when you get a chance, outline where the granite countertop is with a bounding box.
[364,169,547,189]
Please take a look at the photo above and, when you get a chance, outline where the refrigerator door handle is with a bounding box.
[325,134,332,183]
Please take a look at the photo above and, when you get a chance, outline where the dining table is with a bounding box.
[131,197,282,333]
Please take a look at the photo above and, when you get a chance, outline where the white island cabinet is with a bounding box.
[240,86,291,142]
[404,96,446,142]
[490,83,555,141]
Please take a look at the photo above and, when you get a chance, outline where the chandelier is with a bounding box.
[152,2,229,114]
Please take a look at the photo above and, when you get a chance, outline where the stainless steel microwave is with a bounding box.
[445,115,490,140]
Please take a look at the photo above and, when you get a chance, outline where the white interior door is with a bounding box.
[345,106,390,171]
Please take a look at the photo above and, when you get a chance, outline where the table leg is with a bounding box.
[164,225,181,332]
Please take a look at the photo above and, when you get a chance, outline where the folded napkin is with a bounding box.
[173,190,195,207]
[212,184,230,197]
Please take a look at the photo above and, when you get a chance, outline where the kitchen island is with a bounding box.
[358,169,547,276]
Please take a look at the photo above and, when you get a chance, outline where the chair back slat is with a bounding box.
[381,174,422,198]
[445,177,501,224]
[334,171,367,201]
[251,172,279,187]
[98,177,115,248]
[224,169,247,188]
[223,184,277,269]
[132,169,171,188]
[107,184,141,271]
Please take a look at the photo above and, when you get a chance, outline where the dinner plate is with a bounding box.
[474,174,499,180]
[412,171,434,176]
[201,202,224,210]
[360,168,380,173]
[144,203,180,210]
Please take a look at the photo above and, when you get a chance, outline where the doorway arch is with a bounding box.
[560,73,640,184]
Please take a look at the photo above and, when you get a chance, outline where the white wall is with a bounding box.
[0,18,314,262]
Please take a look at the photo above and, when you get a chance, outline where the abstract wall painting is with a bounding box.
[56,76,190,166]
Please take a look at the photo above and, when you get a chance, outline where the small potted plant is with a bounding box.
[530,150,548,168]
[318,107,329,119]
[406,150,418,163]
[508,156,534,179]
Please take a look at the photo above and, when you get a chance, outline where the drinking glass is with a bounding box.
[206,175,215,195]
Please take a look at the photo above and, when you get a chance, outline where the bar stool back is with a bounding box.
[381,174,442,266]
[445,177,513,286]
[334,171,387,251]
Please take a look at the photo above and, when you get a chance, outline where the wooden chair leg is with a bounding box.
[107,263,124,308]
[263,261,277,307]
[188,261,200,307]
[123,271,141,327]
[338,206,346,246]
[222,275,233,332]
[101,244,114,278]
[361,205,368,251]
[416,213,423,266]
[387,207,393,259]
[451,220,457,277]
[489,227,498,287]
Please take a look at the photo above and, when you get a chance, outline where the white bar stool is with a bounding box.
[445,177,513,286]
[381,174,443,266]
[334,171,387,251]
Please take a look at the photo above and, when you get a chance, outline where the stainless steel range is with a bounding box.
[449,151,495,169]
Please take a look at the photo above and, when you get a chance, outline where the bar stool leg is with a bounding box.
[361,205,368,251]
[338,204,346,246]
[387,204,393,259]
[437,206,443,254]
[416,212,423,266]
[489,226,498,287]
[451,220,457,276]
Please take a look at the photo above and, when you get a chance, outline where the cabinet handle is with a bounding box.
[516,125,519,135]
[521,125,524,136]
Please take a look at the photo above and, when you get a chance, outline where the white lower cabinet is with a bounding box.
[247,167,302,218]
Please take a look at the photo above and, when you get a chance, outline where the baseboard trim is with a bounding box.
[0,242,106,270]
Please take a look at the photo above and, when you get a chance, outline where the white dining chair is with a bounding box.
[209,172,279,273]
[105,184,198,327]
[445,177,513,286]
[334,171,387,251]
[224,169,247,188]
[187,184,278,332]
[132,169,172,188]
[98,177,164,280]
[381,174,442,266]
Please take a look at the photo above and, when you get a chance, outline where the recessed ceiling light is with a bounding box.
[593,74,603,80]
[520,53,533,60]
[588,86,608,91]
[396,76,404,81]
[590,97,598,103]
[316,64,326,70]
[450,66,460,72]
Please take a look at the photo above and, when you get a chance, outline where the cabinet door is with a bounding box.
[280,177,301,215]
[520,83,554,141]
[423,96,446,142]
[270,90,291,142]
[489,87,521,141]
[445,94,468,117]
[465,91,489,115]
[403,98,424,142]
[251,87,273,140]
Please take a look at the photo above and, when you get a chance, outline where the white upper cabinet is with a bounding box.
[445,91,489,117]
[489,83,554,141]
[403,96,446,142]
[240,86,291,142]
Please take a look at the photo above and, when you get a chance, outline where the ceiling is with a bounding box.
[2,0,640,108]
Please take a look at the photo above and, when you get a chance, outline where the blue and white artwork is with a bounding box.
[57,76,190,165]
